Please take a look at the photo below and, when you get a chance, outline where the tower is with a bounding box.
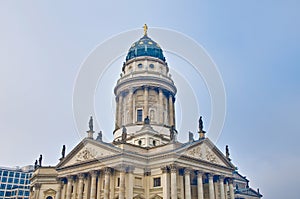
[113,25,177,147]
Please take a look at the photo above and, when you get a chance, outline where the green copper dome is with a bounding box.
[126,35,166,62]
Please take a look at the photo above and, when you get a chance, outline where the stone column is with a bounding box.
[104,167,111,199]
[229,179,235,199]
[208,174,215,199]
[90,171,98,199]
[119,167,126,199]
[219,176,225,199]
[55,181,64,199]
[144,168,151,199]
[184,168,191,199]
[161,166,170,199]
[127,166,134,199]
[73,177,78,199]
[196,171,204,199]
[34,183,41,199]
[159,88,164,124]
[96,171,102,199]
[128,89,134,124]
[144,87,149,117]
[118,94,123,127]
[224,180,229,199]
[77,174,84,199]
[168,94,174,126]
[66,176,73,199]
[170,164,178,199]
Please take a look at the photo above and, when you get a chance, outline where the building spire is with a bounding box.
[143,24,148,36]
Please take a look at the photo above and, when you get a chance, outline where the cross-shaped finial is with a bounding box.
[143,24,148,36]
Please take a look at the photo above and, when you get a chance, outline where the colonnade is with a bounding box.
[115,87,175,128]
[161,164,235,199]
[56,166,134,199]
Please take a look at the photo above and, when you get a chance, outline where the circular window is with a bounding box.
[149,64,154,69]
[138,63,143,68]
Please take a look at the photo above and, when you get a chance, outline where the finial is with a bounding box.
[143,24,148,36]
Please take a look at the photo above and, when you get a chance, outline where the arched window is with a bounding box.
[138,63,143,68]
[46,196,53,199]
[138,140,142,146]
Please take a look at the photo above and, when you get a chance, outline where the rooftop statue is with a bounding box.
[89,116,93,131]
[199,116,203,132]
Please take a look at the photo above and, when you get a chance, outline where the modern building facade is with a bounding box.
[30,26,262,199]
[0,165,34,199]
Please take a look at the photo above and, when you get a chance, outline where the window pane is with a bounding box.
[137,110,143,122]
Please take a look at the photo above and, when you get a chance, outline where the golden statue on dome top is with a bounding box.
[143,24,148,36]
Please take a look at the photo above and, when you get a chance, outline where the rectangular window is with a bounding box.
[9,172,14,177]
[2,177,7,183]
[15,173,20,178]
[117,178,120,187]
[153,177,161,187]
[8,178,13,183]
[3,171,8,176]
[137,109,143,122]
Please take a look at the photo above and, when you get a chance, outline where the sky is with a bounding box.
[1,1,300,198]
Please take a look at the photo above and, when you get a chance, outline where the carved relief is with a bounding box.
[76,147,97,161]
[205,147,218,164]
[187,146,203,158]
[184,144,225,166]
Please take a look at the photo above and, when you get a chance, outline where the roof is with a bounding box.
[125,35,165,62]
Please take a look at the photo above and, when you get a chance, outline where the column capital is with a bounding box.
[144,168,151,176]
[66,175,74,181]
[184,168,192,175]
[34,183,41,189]
[89,170,98,177]
[207,173,214,179]
[104,167,112,175]
[169,164,177,173]
[228,178,234,184]
[161,166,169,173]
[219,175,225,181]
[196,170,205,177]
[78,173,85,179]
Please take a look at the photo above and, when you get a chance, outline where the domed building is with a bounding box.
[30,25,262,199]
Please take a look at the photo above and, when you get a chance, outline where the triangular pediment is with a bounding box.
[179,139,234,168]
[57,139,121,168]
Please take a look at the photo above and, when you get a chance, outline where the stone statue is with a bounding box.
[144,116,150,125]
[96,131,103,142]
[61,145,66,159]
[89,116,93,131]
[169,125,177,142]
[189,131,194,142]
[39,154,42,167]
[121,126,127,143]
[199,116,203,132]
[34,160,38,169]
[226,145,230,160]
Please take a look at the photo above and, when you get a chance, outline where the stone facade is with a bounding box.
[30,27,262,199]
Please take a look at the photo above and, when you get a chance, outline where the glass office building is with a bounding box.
[0,165,34,199]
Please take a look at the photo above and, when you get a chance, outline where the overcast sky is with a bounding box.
[1,1,300,198]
